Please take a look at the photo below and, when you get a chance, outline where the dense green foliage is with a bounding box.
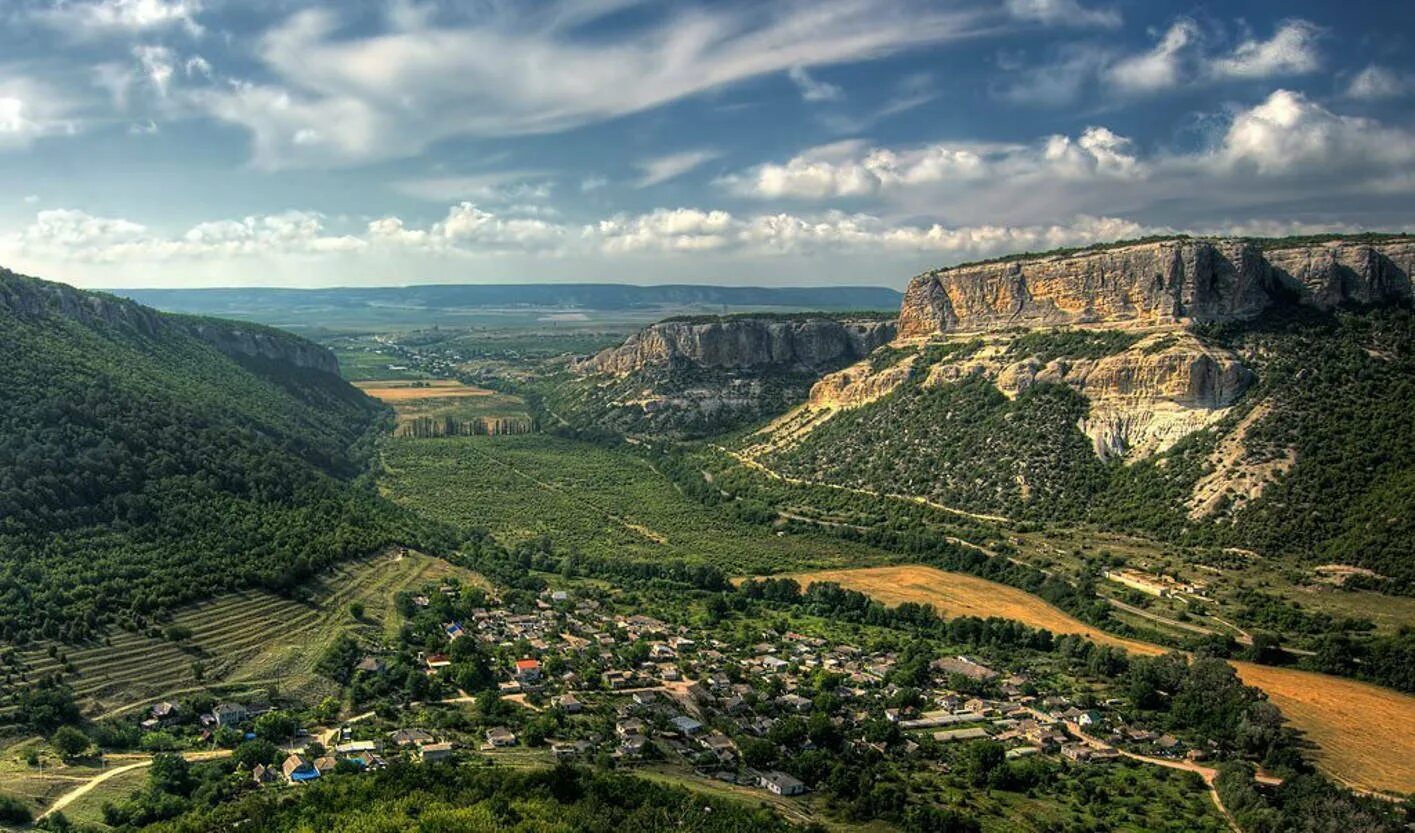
[0,274,426,644]
[1003,328,1142,362]
[1216,762,1408,833]
[769,375,1108,518]
[138,763,799,833]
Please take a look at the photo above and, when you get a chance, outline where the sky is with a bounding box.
[0,0,1412,289]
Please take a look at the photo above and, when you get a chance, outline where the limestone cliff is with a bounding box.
[992,333,1252,458]
[0,268,341,375]
[898,237,1415,338]
[578,317,896,376]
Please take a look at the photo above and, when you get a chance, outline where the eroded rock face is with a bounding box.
[898,238,1414,338]
[579,318,897,375]
[992,333,1253,458]
[0,268,341,375]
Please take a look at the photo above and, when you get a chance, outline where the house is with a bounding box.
[604,670,633,690]
[778,693,813,712]
[282,754,319,784]
[514,658,542,682]
[389,728,437,748]
[933,656,999,682]
[633,690,660,707]
[1076,710,1104,728]
[934,727,991,743]
[251,763,282,785]
[760,771,807,796]
[422,741,456,761]
[313,756,338,775]
[701,732,736,761]
[336,741,378,755]
[619,735,648,757]
[213,702,248,728]
[355,657,386,675]
[149,702,180,724]
[616,718,646,738]
[555,693,583,714]
[649,643,676,661]
[670,715,704,736]
[550,591,569,603]
[425,653,452,671]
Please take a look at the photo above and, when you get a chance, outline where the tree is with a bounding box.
[233,739,280,770]
[0,792,32,825]
[957,740,1005,787]
[253,712,298,742]
[349,601,366,620]
[51,726,90,760]
[148,753,192,796]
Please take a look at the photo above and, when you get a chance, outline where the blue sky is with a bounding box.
[0,0,1412,288]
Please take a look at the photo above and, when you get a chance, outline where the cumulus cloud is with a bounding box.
[1097,18,1321,97]
[721,127,1144,200]
[8,208,363,263]
[394,173,554,204]
[1004,0,1120,29]
[369,203,566,253]
[1210,89,1415,176]
[188,0,991,168]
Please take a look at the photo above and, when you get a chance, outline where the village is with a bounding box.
[131,580,1216,803]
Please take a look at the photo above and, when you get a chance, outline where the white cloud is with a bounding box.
[1104,19,1198,94]
[634,150,720,188]
[1210,89,1415,176]
[133,45,175,96]
[189,0,992,169]
[0,76,77,149]
[722,127,1144,200]
[1098,18,1321,97]
[394,173,553,204]
[788,67,843,102]
[370,203,566,253]
[1004,0,1120,29]
[7,208,363,263]
[38,0,204,37]
[1346,66,1412,101]
[1211,20,1322,80]
[592,208,736,253]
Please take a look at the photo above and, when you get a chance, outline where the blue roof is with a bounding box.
[290,769,321,782]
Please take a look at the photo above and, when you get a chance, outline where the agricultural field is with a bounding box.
[354,379,498,402]
[378,434,892,574]
[785,565,1415,796]
[0,551,479,722]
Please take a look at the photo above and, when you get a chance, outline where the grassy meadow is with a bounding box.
[378,434,892,574]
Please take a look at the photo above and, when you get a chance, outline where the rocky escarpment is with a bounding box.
[992,333,1252,458]
[578,317,896,376]
[899,238,1415,338]
[0,268,340,375]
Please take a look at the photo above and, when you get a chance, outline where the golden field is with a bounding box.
[784,565,1415,796]
[355,379,497,402]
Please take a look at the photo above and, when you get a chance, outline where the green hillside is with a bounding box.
[763,307,1415,588]
[0,271,427,646]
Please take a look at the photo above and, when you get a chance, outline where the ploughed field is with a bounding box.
[784,565,1415,796]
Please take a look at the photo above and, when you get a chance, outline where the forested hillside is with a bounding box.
[0,270,428,644]
[763,307,1415,587]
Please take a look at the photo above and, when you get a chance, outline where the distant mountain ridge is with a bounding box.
[116,283,904,318]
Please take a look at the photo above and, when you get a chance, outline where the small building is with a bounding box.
[389,728,437,748]
[425,653,452,672]
[282,754,319,784]
[251,763,282,785]
[670,715,704,736]
[421,741,456,762]
[149,701,180,724]
[760,771,807,796]
[356,657,387,675]
[213,702,248,727]
[336,740,379,755]
[313,756,338,775]
[555,693,583,714]
[485,728,517,748]
[514,659,542,681]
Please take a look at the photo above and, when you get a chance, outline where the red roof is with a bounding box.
[515,659,541,669]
